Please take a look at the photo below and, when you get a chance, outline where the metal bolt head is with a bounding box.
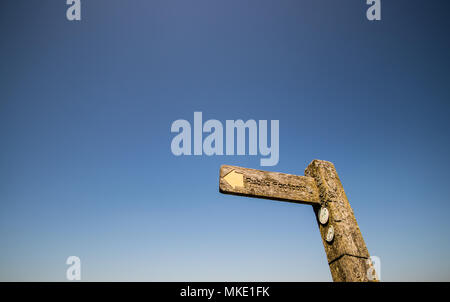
[318,207,329,225]
[326,225,334,243]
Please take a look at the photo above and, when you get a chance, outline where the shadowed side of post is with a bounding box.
[305,160,378,282]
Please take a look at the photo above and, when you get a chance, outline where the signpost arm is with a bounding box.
[305,160,377,282]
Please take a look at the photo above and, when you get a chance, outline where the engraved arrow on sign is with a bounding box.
[223,170,244,189]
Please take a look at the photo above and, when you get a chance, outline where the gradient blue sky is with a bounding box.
[1,0,450,281]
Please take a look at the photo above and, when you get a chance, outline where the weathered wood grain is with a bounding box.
[329,255,373,282]
[219,165,320,205]
[305,160,377,282]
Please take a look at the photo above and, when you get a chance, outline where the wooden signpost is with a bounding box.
[219,160,378,282]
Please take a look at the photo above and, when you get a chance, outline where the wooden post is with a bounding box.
[219,161,378,282]
[305,160,377,282]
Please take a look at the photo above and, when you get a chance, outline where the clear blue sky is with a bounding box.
[1,0,449,281]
